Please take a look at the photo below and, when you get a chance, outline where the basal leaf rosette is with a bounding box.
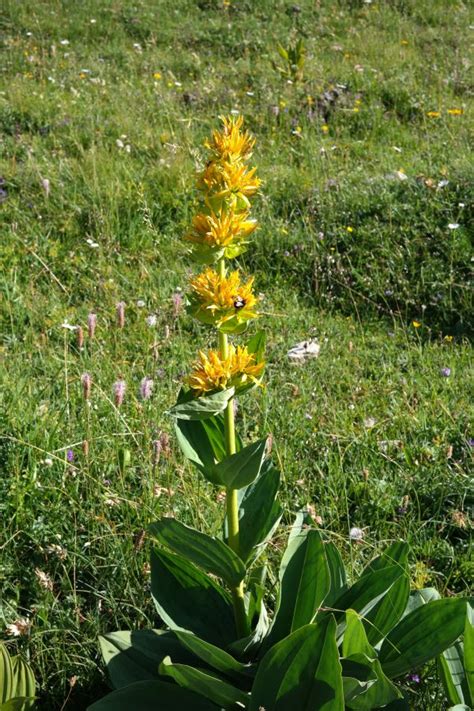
[188,267,258,334]
[185,209,257,264]
[187,344,265,397]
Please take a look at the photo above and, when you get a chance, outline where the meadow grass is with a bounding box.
[1,0,472,708]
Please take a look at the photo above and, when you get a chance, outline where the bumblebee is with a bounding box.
[233,296,246,310]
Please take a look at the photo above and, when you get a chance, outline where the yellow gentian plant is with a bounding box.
[93,118,472,711]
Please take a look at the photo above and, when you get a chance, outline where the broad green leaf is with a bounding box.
[175,632,248,680]
[332,564,406,644]
[236,460,282,563]
[99,629,198,689]
[401,587,440,619]
[10,657,35,699]
[150,548,235,647]
[380,598,470,678]
[464,604,474,705]
[277,44,289,61]
[175,416,226,484]
[214,438,268,490]
[361,542,409,578]
[0,701,35,711]
[159,657,249,708]
[250,618,344,711]
[87,679,219,710]
[324,541,348,606]
[364,569,409,646]
[0,644,14,703]
[438,641,467,707]
[448,706,470,710]
[149,518,246,587]
[265,528,330,649]
[246,331,265,362]
[169,388,235,420]
[342,610,401,709]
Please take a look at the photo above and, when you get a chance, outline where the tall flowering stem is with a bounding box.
[184,116,263,638]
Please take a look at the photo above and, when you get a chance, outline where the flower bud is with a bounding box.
[113,379,126,407]
[81,373,92,400]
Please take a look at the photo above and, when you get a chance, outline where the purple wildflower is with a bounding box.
[467,438,474,448]
[139,376,154,401]
[81,373,92,400]
[66,449,74,462]
[113,379,126,407]
[172,291,183,319]
[88,313,97,339]
[409,673,421,684]
[440,367,451,377]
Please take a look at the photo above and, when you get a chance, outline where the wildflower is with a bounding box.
[467,438,474,448]
[172,291,184,318]
[198,160,261,211]
[448,223,460,230]
[349,527,364,541]
[188,267,258,333]
[76,326,84,349]
[81,372,92,400]
[187,344,264,396]
[412,320,421,328]
[139,376,154,400]
[41,177,50,197]
[153,71,162,80]
[346,226,354,233]
[321,124,329,133]
[6,618,31,637]
[447,108,463,115]
[186,209,257,261]
[409,673,421,684]
[88,312,97,338]
[152,438,162,464]
[440,367,451,377]
[116,301,126,328]
[205,115,255,162]
[66,449,74,462]
[146,314,157,327]
[35,568,54,591]
[113,379,126,407]
[426,111,440,118]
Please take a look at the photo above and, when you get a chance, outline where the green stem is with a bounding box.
[218,258,248,639]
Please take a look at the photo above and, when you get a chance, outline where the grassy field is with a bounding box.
[1,0,473,708]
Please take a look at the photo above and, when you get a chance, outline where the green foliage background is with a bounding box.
[0,0,472,708]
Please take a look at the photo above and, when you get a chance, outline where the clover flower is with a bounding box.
[187,344,264,396]
[188,267,258,333]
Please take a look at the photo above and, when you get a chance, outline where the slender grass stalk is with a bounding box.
[217,258,248,638]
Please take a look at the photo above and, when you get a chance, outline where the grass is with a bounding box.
[0,0,472,708]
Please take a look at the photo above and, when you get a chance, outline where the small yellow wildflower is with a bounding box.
[354,99,362,106]
[346,226,354,233]
[186,209,257,261]
[447,108,463,116]
[188,345,264,395]
[412,320,421,328]
[426,111,440,118]
[188,268,258,333]
[153,72,162,80]
[306,95,314,106]
[205,115,255,162]
[321,124,329,133]
[353,107,360,113]
[279,100,287,108]
[400,40,409,46]
[444,335,453,342]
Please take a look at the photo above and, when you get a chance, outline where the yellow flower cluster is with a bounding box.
[185,115,264,396]
[185,115,261,262]
[188,268,258,333]
[187,345,264,396]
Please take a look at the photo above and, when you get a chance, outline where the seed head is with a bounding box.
[116,301,126,328]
